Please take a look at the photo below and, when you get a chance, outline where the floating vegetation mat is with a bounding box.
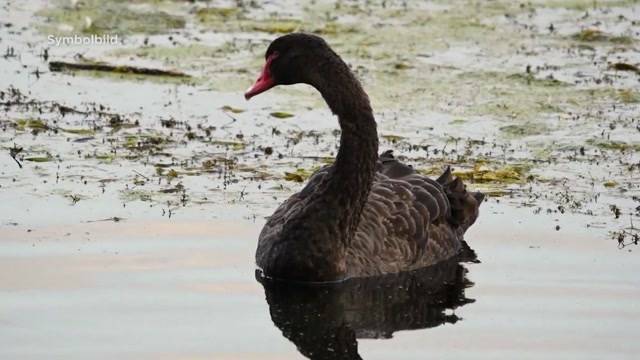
[0,0,638,247]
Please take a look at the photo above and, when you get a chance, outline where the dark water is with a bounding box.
[2,202,639,360]
[259,246,476,360]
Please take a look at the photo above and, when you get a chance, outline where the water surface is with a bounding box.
[2,203,638,359]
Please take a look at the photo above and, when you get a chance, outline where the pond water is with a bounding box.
[2,202,638,359]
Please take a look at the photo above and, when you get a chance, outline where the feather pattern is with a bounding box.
[258,151,482,279]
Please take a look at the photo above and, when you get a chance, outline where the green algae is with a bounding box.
[586,139,640,152]
[15,119,48,131]
[393,62,414,70]
[111,44,221,68]
[500,122,550,137]
[195,8,302,34]
[120,189,154,202]
[313,22,359,35]
[251,20,302,34]
[284,167,320,182]
[543,0,638,10]
[453,164,531,184]
[60,128,96,135]
[270,112,295,119]
[86,153,116,163]
[37,1,185,36]
[207,140,246,150]
[454,71,576,120]
[195,7,240,21]
[571,28,634,44]
[166,169,179,180]
[618,89,640,104]
[24,155,55,163]
[222,106,245,114]
[381,134,405,143]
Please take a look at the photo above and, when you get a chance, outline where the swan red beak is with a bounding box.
[245,53,278,100]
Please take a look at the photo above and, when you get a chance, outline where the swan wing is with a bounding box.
[376,150,451,223]
[347,154,458,277]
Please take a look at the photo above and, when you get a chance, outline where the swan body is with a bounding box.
[245,33,483,282]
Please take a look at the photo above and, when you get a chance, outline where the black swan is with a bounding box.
[245,33,483,282]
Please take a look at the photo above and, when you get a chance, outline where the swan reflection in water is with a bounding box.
[257,244,478,360]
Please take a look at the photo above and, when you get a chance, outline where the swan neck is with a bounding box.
[314,61,379,242]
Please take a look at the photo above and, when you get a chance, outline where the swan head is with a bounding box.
[245,33,333,100]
